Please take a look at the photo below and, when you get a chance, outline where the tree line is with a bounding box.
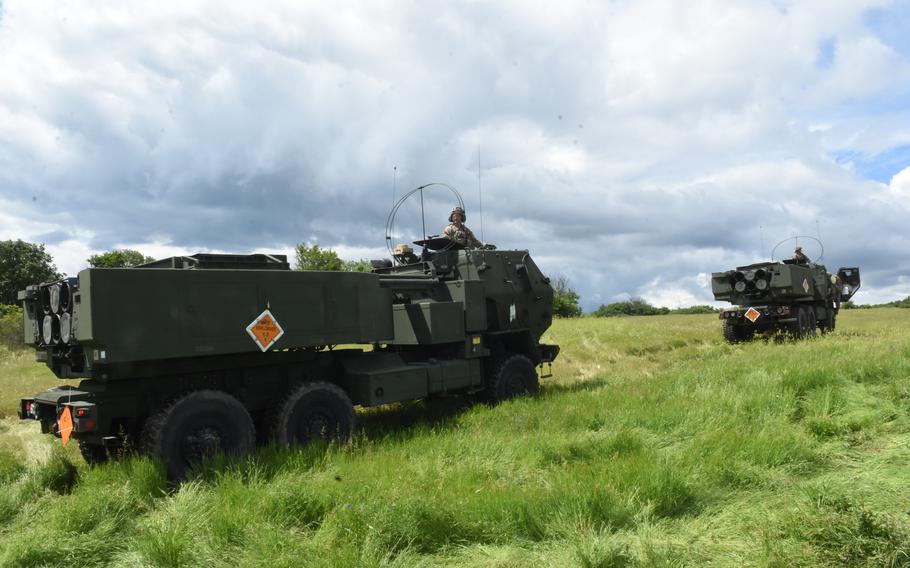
[11,238,905,329]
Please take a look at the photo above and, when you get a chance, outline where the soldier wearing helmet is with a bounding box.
[793,246,810,264]
[443,206,483,249]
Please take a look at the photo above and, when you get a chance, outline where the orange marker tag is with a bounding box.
[58,406,73,447]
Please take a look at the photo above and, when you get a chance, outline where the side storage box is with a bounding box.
[392,302,465,345]
[339,353,428,406]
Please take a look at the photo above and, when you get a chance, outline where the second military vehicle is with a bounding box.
[16,190,559,478]
[712,241,860,342]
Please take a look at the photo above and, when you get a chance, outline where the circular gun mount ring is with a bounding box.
[771,235,824,263]
[385,182,465,260]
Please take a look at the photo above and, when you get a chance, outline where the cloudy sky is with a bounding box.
[1,0,908,310]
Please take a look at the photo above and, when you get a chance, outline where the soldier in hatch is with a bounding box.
[443,206,483,249]
[793,246,810,264]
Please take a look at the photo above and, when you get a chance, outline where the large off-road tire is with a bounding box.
[804,307,817,338]
[820,310,836,334]
[141,390,255,480]
[789,306,817,339]
[273,382,356,447]
[483,354,539,404]
[78,441,110,466]
[722,321,754,343]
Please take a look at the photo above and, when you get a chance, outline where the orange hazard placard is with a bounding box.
[744,307,761,323]
[58,406,73,447]
[246,309,285,352]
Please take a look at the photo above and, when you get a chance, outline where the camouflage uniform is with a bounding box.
[443,223,482,249]
[793,247,809,264]
[443,207,483,249]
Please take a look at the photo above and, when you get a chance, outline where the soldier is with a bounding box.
[443,206,483,249]
[793,246,810,264]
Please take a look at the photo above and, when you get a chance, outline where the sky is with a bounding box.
[1,0,908,310]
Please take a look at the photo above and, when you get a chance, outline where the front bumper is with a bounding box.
[720,305,796,326]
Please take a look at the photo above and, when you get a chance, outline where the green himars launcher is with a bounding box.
[17,246,559,478]
[711,259,860,342]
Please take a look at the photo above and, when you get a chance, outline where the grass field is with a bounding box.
[1,309,909,567]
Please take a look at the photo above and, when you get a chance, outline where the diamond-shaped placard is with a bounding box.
[58,406,73,447]
[744,307,761,323]
[802,278,810,294]
[246,309,285,352]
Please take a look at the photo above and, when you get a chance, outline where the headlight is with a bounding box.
[734,281,747,292]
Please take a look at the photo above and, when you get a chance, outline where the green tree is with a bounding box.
[294,244,345,271]
[0,239,61,305]
[552,275,583,317]
[295,244,374,272]
[342,259,373,273]
[87,249,155,268]
[593,297,669,317]
[0,304,24,351]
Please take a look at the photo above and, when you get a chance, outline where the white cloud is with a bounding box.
[890,166,910,204]
[0,0,908,309]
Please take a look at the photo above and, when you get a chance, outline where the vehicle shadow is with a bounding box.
[355,395,477,441]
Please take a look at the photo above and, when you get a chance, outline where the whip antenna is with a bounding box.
[386,166,398,246]
[477,147,485,244]
[392,166,397,208]
[760,226,765,260]
[420,186,427,240]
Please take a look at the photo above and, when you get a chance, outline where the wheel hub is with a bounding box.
[182,426,222,460]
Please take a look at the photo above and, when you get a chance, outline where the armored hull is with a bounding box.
[711,260,860,341]
[17,249,559,478]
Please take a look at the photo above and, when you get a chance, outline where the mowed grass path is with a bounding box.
[0,309,909,567]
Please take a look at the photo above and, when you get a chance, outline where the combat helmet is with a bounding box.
[449,206,466,222]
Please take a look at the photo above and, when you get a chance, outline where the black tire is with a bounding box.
[141,390,255,480]
[789,306,816,339]
[78,441,109,466]
[723,321,754,343]
[484,354,539,404]
[804,307,817,338]
[821,310,836,334]
[273,382,356,447]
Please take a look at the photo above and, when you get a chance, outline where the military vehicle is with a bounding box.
[711,238,860,342]
[16,187,559,478]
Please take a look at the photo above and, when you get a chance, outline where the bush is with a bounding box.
[0,304,24,352]
[593,298,669,317]
[670,305,720,315]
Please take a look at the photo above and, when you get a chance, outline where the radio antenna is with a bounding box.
[815,219,822,242]
[386,166,398,248]
[477,147,485,244]
[760,225,765,259]
[392,165,397,208]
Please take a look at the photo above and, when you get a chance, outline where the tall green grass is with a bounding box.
[0,310,909,566]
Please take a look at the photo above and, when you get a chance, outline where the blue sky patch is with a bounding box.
[864,5,910,56]
[815,38,836,69]
[833,144,910,183]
